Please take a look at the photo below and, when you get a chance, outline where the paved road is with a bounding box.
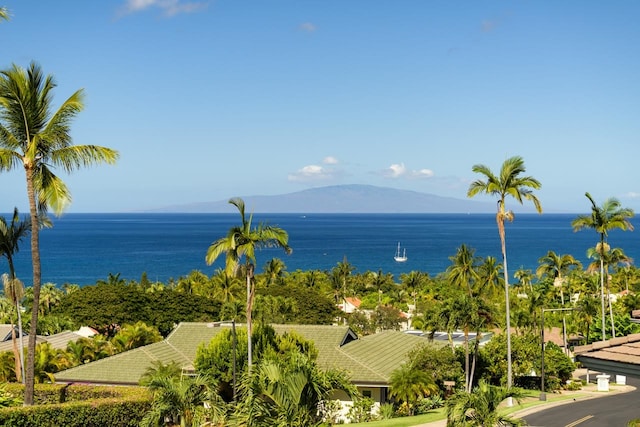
[523,376,640,427]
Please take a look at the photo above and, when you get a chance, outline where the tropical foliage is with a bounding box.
[0,61,118,404]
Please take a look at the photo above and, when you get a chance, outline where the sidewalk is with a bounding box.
[411,369,636,427]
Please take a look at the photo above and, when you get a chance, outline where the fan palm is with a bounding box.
[572,193,634,340]
[0,62,118,403]
[467,155,542,389]
[205,198,291,369]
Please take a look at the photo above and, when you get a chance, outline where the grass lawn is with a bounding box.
[347,408,445,427]
[347,389,590,427]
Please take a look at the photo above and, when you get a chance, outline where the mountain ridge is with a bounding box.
[148,184,501,213]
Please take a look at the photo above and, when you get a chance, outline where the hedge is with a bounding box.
[0,384,152,427]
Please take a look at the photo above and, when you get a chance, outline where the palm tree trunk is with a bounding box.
[25,171,41,405]
[599,257,606,341]
[10,324,21,382]
[464,329,470,392]
[497,212,513,391]
[246,263,255,370]
[607,284,615,338]
[16,301,24,383]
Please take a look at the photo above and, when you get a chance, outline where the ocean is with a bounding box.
[3,213,640,287]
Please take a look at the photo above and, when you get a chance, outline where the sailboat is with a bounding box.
[394,242,407,262]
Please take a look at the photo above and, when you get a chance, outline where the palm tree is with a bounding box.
[0,7,8,22]
[586,245,632,338]
[111,321,162,352]
[0,62,118,404]
[141,374,211,427]
[447,244,480,297]
[446,380,526,427]
[331,258,355,304]
[389,362,438,416]
[514,268,534,294]
[536,251,582,304]
[572,193,634,341]
[0,207,30,383]
[211,269,243,304]
[205,198,291,369]
[237,351,357,426]
[537,251,582,353]
[467,155,542,390]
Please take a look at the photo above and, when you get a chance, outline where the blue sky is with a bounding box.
[0,1,639,213]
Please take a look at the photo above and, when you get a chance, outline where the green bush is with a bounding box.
[0,384,151,427]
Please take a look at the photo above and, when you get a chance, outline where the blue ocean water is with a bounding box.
[3,213,640,286]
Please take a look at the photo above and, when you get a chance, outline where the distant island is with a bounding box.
[149,184,502,214]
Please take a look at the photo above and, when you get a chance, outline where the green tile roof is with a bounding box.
[56,323,426,387]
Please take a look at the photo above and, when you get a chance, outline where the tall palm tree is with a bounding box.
[537,251,582,353]
[586,245,632,338]
[467,156,542,390]
[0,207,30,383]
[513,268,533,294]
[0,62,119,403]
[447,244,480,297]
[536,251,581,303]
[572,193,634,341]
[205,198,291,369]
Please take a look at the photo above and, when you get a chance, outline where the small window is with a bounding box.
[362,390,372,398]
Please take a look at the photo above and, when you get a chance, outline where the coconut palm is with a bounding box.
[111,321,162,352]
[467,155,542,390]
[205,198,291,369]
[572,193,634,341]
[0,208,30,383]
[536,251,582,304]
[331,258,355,304]
[0,62,118,403]
[0,7,8,22]
[513,268,533,294]
[477,256,504,299]
[447,244,480,297]
[537,251,582,353]
[210,269,243,304]
[446,380,526,427]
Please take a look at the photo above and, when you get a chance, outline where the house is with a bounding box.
[55,322,428,420]
[0,326,98,354]
[574,333,640,379]
[338,297,362,314]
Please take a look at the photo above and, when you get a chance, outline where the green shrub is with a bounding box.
[565,380,582,391]
[0,384,151,427]
[378,402,395,420]
[414,395,444,414]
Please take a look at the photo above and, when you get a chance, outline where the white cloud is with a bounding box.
[384,163,407,178]
[323,156,339,165]
[288,165,334,183]
[624,192,640,199]
[410,168,435,179]
[381,163,434,180]
[299,22,317,32]
[119,0,208,17]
